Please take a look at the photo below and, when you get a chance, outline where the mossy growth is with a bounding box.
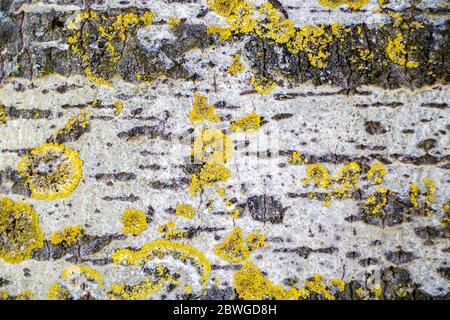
[0,197,44,264]
[17,143,83,200]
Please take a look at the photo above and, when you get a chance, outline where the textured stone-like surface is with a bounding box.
[0,0,449,300]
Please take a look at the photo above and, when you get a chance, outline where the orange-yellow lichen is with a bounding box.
[17,143,83,200]
[319,0,369,10]
[228,54,245,75]
[168,17,181,28]
[214,227,265,263]
[121,209,148,236]
[47,282,72,300]
[192,128,233,165]
[409,183,420,208]
[208,0,244,17]
[189,163,231,197]
[367,163,386,185]
[0,106,6,124]
[175,204,196,219]
[288,151,309,165]
[112,239,211,287]
[0,197,44,264]
[336,162,361,189]
[50,226,85,245]
[287,25,333,69]
[306,164,330,188]
[114,100,123,116]
[189,93,220,125]
[250,76,277,94]
[386,33,419,69]
[157,221,188,240]
[229,113,260,133]
[53,109,90,140]
[364,187,390,216]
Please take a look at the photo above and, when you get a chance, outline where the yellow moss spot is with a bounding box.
[214,227,265,263]
[250,76,277,94]
[0,197,44,264]
[18,143,83,200]
[50,226,85,245]
[320,0,369,10]
[112,239,211,287]
[121,209,148,236]
[114,100,123,116]
[288,151,309,165]
[336,162,361,189]
[367,163,386,185]
[386,33,419,69]
[15,291,35,300]
[287,25,333,69]
[157,221,188,240]
[175,204,196,219]
[228,54,245,75]
[192,128,233,165]
[189,93,220,125]
[306,164,330,188]
[371,283,383,299]
[0,106,6,124]
[208,0,244,17]
[229,113,260,133]
[216,186,227,198]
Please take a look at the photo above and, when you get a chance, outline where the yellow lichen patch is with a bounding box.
[208,0,244,17]
[48,265,106,300]
[304,274,335,300]
[168,16,181,28]
[17,143,83,200]
[0,197,44,264]
[364,187,390,216]
[189,163,231,197]
[423,178,436,204]
[114,100,123,116]
[214,227,265,263]
[250,76,277,94]
[110,271,166,300]
[230,209,241,219]
[367,163,386,185]
[53,109,90,140]
[386,33,419,69]
[228,54,245,75]
[319,0,369,10]
[329,278,345,293]
[112,239,211,287]
[50,226,85,246]
[175,204,196,219]
[306,164,330,188]
[192,128,233,165]
[0,106,6,124]
[189,93,220,125]
[288,151,309,165]
[267,19,295,44]
[157,221,188,240]
[229,113,261,133]
[67,10,154,85]
[409,183,420,208]
[60,265,104,286]
[14,291,35,300]
[336,162,361,189]
[287,25,333,69]
[207,26,232,40]
[47,282,72,300]
[121,209,148,236]
[226,3,256,34]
